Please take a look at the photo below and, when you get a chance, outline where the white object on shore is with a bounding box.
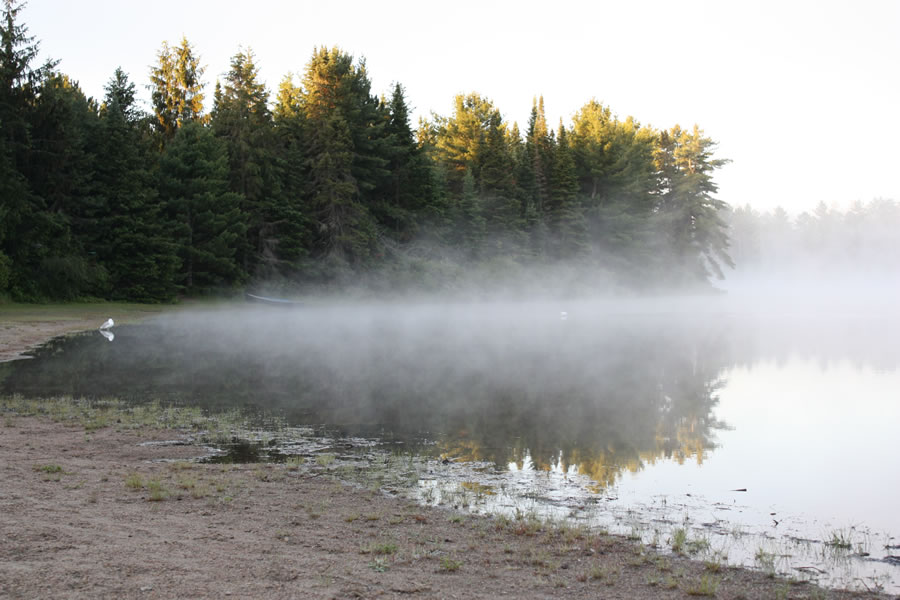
[100,318,114,330]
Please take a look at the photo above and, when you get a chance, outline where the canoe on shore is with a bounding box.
[244,293,303,307]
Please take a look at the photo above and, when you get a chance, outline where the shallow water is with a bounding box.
[2,298,898,591]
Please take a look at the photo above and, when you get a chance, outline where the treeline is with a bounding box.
[0,2,732,302]
[726,199,900,275]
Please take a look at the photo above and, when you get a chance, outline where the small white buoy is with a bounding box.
[99,318,114,330]
[560,311,568,321]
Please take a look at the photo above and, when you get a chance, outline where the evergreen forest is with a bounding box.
[1,2,738,302]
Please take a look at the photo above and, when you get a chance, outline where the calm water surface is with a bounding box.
[2,299,898,591]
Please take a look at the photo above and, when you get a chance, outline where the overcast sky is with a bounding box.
[21,0,900,215]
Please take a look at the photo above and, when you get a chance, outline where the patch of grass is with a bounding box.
[685,574,720,596]
[344,513,360,523]
[34,463,63,474]
[686,535,710,555]
[585,564,612,581]
[671,527,688,554]
[754,548,777,577]
[176,475,197,490]
[362,542,398,555]
[0,394,245,440]
[439,556,462,572]
[285,456,305,470]
[825,529,853,550]
[146,478,169,501]
[190,482,211,498]
[315,453,335,467]
[369,558,389,572]
[125,472,144,490]
[34,463,65,481]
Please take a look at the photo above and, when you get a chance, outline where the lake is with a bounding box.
[2,297,898,591]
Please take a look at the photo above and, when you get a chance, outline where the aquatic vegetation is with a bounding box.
[825,528,853,550]
[671,528,688,554]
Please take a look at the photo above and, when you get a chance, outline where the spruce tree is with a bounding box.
[89,68,179,301]
[547,123,587,258]
[653,124,733,281]
[373,82,434,242]
[211,48,300,279]
[305,112,376,264]
[149,36,206,140]
[299,47,387,265]
[158,122,247,293]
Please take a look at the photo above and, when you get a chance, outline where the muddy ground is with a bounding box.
[0,317,894,599]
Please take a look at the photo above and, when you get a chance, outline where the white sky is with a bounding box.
[22,0,900,214]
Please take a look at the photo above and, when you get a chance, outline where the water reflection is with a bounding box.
[1,304,736,490]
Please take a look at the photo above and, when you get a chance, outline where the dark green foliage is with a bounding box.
[88,68,179,302]
[305,112,377,264]
[371,83,435,242]
[0,5,739,299]
[301,47,390,199]
[547,124,587,259]
[211,48,305,281]
[158,122,247,293]
[654,125,733,282]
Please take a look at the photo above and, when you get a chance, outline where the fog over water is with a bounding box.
[3,274,899,590]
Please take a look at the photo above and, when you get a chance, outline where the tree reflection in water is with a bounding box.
[1,305,740,489]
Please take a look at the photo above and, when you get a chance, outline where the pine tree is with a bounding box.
[525,96,553,217]
[305,113,376,263]
[479,111,520,236]
[299,47,387,265]
[432,93,501,191]
[301,47,390,200]
[0,0,55,164]
[653,124,733,281]
[270,73,311,277]
[547,123,587,258]
[371,82,434,242]
[149,36,206,140]
[158,122,247,293]
[570,101,658,265]
[0,0,74,299]
[455,169,484,257]
[88,68,179,301]
[211,48,298,279]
